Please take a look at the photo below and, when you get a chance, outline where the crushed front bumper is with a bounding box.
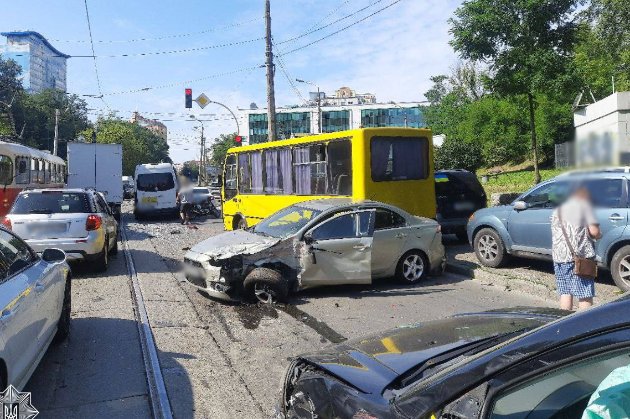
[183,257,240,302]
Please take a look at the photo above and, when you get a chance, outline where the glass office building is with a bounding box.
[248,112,311,144]
[361,107,424,128]
[322,110,350,133]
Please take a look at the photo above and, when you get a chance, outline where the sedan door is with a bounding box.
[0,246,42,387]
[371,208,409,277]
[300,210,375,287]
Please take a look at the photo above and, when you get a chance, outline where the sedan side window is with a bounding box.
[311,213,357,241]
[0,230,36,282]
[374,208,406,230]
[489,348,630,419]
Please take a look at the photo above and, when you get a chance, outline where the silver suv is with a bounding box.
[4,189,118,272]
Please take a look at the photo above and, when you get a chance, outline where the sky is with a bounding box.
[0,0,461,162]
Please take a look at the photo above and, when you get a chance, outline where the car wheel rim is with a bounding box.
[478,234,498,261]
[402,254,424,282]
[618,256,630,286]
[254,283,276,304]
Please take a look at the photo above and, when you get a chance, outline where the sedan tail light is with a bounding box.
[86,214,102,231]
[1,217,11,230]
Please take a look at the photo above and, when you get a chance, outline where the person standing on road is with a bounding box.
[177,185,194,225]
[551,186,601,311]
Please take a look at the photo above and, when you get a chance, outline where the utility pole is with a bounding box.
[265,0,277,142]
[316,85,322,133]
[199,124,205,186]
[53,108,60,155]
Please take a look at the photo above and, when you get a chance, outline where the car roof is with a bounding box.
[19,188,89,194]
[556,167,630,177]
[295,198,402,212]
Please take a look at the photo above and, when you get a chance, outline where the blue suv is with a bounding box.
[467,169,630,290]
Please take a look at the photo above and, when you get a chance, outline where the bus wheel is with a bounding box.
[235,217,247,230]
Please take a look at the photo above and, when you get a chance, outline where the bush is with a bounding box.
[435,139,483,172]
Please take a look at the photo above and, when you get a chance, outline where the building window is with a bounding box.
[370,136,428,182]
[361,107,424,128]
[322,110,350,133]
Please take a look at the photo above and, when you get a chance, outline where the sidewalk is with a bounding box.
[444,236,624,305]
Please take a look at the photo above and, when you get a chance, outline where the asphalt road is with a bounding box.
[26,204,551,418]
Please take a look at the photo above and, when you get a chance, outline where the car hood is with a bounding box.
[188,229,281,260]
[296,308,566,395]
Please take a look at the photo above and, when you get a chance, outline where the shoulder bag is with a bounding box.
[558,209,597,279]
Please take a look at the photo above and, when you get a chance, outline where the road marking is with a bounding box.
[121,219,173,419]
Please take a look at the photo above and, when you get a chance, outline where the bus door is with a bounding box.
[223,154,239,211]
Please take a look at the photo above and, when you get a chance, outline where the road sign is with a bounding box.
[195,93,211,109]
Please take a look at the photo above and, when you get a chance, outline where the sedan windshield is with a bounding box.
[253,205,322,238]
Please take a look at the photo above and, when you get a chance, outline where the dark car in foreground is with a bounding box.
[435,170,486,240]
[279,296,630,418]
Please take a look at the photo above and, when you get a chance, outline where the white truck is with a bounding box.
[67,142,123,220]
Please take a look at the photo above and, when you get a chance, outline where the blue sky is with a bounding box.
[0,0,461,162]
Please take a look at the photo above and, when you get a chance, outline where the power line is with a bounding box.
[98,64,264,96]
[50,16,263,44]
[279,0,404,56]
[271,38,307,104]
[82,0,108,109]
[275,0,386,46]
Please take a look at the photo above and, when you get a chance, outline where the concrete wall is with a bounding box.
[574,92,630,166]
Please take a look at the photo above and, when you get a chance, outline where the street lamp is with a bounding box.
[296,79,322,134]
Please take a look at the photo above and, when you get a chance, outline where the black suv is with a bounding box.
[435,169,486,240]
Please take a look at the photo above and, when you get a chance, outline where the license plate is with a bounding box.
[142,197,158,204]
[454,201,475,211]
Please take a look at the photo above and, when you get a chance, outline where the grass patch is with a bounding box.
[480,168,567,196]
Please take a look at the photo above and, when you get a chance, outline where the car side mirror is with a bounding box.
[42,248,66,264]
[513,200,528,211]
[304,232,315,245]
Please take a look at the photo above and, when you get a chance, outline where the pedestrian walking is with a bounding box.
[177,185,194,225]
[551,186,601,311]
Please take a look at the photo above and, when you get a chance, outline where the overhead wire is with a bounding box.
[50,16,263,44]
[279,0,404,56]
[82,0,109,109]
[271,37,307,105]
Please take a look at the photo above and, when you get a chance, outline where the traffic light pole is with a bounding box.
[265,0,277,142]
[199,124,204,186]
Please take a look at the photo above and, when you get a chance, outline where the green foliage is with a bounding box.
[481,168,567,195]
[82,118,170,175]
[182,161,200,179]
[13,90,91,159]
[209,133,238,167]
[434,138,483,172]
[0,57,24,137]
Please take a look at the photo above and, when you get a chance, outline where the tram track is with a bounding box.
[121,219,173,419]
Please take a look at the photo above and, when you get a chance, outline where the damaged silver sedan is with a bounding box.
[183,199,445,303]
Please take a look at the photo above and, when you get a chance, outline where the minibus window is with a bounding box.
[250,151,263,194]
[137,173,175,192]
[279,148,293,194]
[371,137,428,182]
[238,153,252,193]
[263,149,282,194]
[224,154,237,200]
[327,140,352,195]
[293,144,327,195]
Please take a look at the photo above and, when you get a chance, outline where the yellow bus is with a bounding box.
[221,127,435,230]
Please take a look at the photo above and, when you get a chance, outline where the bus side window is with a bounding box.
[263,149,282,194]
[0,155,13,186]
[293,144,327,195]
[238,153,252,194]
[327,140,352,195]
[15,157,29,185]
[224,154,238,200]
[370,136,428,182]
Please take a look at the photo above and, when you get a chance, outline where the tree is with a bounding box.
[0,57,24,137]
[434,138,483,172]
[450,0,581,183]
[12,90,91,158]
[209,133,238,167]
[82,118,170,175]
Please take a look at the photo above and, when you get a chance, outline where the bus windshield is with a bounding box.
[253,205,322,238]
[137,173,175,192]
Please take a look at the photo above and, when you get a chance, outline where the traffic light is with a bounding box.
[234,135,242,146]
[185,88,192,108]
